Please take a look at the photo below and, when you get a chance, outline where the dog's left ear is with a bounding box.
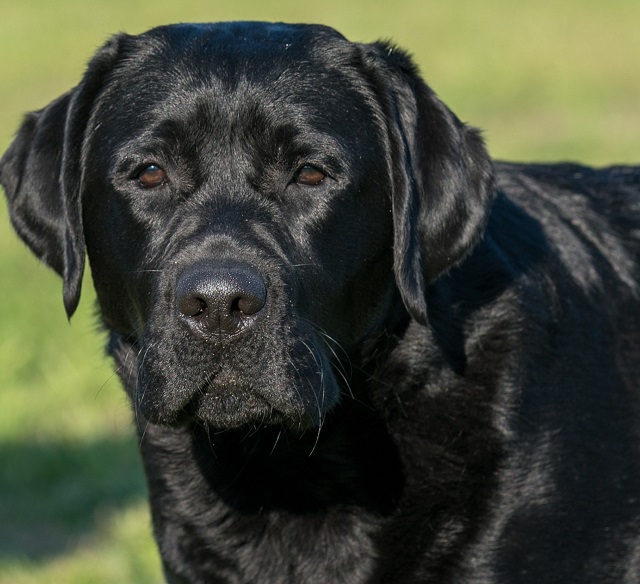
[0,34,127,318]
[360,42,495,325]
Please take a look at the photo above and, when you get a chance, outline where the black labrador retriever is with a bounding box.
[2,21,640,584]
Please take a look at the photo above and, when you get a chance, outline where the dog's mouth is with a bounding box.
[178,371,320,430]
[129,326,341,431]
[183,382,306,430]
[136,371,333,432]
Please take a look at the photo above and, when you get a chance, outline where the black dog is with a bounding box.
[3,21,640,583]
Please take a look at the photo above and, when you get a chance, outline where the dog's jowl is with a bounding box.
[3,22,640,584]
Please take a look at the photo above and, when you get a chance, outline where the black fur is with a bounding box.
[3,22,640,583]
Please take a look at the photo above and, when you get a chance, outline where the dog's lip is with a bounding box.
[186,385,284,427]
[177,376,321,430]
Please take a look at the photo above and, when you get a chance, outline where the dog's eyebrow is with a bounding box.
[114,102,349,161]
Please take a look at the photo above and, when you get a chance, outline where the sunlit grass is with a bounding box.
[0,503,161,584]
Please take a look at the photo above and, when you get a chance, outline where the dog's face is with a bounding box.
[85,23,398,428]
[1,22,494,430]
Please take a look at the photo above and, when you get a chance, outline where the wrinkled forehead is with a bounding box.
[92,22,380,145]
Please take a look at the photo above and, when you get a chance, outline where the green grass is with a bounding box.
[1,1,638,582]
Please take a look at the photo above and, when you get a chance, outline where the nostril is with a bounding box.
[178,295,207,319]
[175,263,267,336]
[236,293,265,316]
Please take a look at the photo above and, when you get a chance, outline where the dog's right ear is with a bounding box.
[0,34,127,318]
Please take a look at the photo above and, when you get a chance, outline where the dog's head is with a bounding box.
[0,22,494,430]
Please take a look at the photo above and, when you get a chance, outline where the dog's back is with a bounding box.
[439,162,640,582]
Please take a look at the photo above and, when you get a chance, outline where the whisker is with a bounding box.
[299,340,327,456]
[299,317,352,371]
[134,341,154,431]
[285,354,308,429]
[202,423,219,457]
[299,317,355,400]
[300,340,323,419]
[318,336,354,400]
[139,418,151,447]
[308,380,324,457]
[270,429,283,455]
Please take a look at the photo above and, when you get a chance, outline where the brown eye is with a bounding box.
[137,165,167,188]
[295,165,326,186]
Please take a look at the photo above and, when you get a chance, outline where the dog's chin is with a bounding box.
[135,383,327,432]
[141,405,320,432]
[189,391,322,431]
[133,344,342,431]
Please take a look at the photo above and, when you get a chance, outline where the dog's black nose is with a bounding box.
[176,264,267,336]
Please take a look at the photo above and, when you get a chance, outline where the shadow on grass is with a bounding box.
[0,434,148,559]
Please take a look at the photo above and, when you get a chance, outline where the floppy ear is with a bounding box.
[361,43,495,325]
[0,34,126,318]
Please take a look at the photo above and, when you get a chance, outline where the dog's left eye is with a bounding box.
[294,165,326,186]
[136,165,168,189]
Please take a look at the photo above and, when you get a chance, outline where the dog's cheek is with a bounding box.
[83,193,157,334]
[305,213,396,347]
[132,330,199,424]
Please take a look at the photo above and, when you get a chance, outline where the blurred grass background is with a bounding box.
[0,0,638,582]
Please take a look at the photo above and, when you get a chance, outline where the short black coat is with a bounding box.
[2,21,640,584]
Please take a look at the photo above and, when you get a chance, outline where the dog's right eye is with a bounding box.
[294,165,326,186]
[136,165,167,189]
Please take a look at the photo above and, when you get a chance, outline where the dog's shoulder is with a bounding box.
[494,161,640,233]
[488,162,640,290]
